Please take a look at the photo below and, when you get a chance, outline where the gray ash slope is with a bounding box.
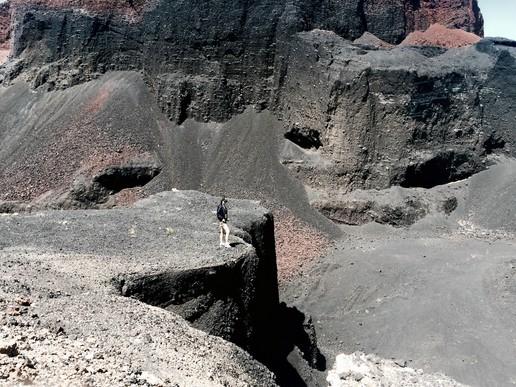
[282,158,516,387]
[0,71,337,234]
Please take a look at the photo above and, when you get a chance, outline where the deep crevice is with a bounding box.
[176,91,192,125]
[115,268,325,386]
[483,133,506,154]
[113,215,325,387]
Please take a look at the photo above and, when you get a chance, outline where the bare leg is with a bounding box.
[223,223,230,247]
[219,223,224,246]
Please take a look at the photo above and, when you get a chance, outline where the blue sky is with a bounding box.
[480,0,516,39]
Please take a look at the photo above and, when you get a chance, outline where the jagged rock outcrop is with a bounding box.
[0,190,280,386]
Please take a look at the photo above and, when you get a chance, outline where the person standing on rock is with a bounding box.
[217,197,231,248]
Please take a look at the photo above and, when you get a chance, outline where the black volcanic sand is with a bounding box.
[282,159,516,387]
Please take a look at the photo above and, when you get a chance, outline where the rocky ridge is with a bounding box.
[277,32,516,201]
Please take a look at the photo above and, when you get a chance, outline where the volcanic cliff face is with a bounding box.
[3,0,484,43]
[0,190,281,386]
[1,0,484,121]
[1,0,509,214]
[276,32,516,194]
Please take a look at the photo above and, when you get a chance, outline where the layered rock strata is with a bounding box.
[405,0,483,37]
[0,0,484,121]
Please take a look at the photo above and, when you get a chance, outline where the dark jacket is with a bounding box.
[217,203,228,222]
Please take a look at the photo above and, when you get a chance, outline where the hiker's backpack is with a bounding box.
[217,204,225,221]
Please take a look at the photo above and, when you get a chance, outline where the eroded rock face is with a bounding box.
[10,0,149,16]
[276,31,515,194]
[0,0,484,120]
[405,0,483,37]
[310,185,459,227]
[2,0,512,222]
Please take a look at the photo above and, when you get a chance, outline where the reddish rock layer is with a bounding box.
[274,208,333,283]
[401,24,481,48]
[406,0,484,37]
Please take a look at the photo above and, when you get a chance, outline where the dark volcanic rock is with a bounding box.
[276,30,515,194]
[117,191,280,362]
[0,190,279,386]
[310,184,459,227]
